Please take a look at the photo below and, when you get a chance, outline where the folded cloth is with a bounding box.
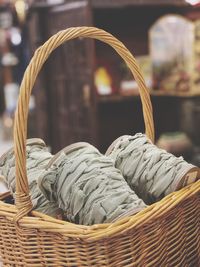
[0,138,61,218]
[38,142,147,225]
[106,133,200,204]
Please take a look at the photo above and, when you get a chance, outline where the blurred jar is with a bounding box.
[156,132,193,160]
[191,147,200,167]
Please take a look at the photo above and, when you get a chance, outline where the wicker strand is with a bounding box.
[14,193,33,221]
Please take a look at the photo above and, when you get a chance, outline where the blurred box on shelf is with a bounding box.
[119,55,152,96]
[194,20,200,91]
[150,14,200,96]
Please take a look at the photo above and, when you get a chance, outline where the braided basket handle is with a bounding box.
[14,27,154,220]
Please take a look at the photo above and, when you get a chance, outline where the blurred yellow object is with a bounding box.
[14,0,26,24]
[95,67,112,95]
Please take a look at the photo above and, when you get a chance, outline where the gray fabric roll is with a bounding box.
[106,133,198,204]
[0,139,61,218]
[38,142,147,225]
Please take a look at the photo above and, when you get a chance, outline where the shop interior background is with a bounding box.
[0,0,200,167]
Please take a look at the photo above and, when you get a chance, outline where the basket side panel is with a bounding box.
[0,192,199,267]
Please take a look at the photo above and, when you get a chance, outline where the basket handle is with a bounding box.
[14,27,155,220]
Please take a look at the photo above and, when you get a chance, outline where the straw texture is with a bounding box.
[0,27,199,266]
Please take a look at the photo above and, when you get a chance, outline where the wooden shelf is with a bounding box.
[92,0,192,9]
[150,90,200,97]
[30,1,65,9]
[98,94,139,103]
[98,90,200,103]
[31,0,195,9]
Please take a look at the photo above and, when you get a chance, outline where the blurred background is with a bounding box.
[0,0,200,166]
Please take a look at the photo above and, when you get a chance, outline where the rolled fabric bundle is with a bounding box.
[0,139,61,218]
[106,133,200,204]
[38,142,147,225]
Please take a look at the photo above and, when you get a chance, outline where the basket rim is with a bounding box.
[0,180,199,241]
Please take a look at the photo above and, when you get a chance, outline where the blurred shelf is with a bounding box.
[31,0,197,9]
[92,0,193,8]
[30,1,65,9]
[150,90,200,97]
[98,90,200,103]
[98,94,139,103]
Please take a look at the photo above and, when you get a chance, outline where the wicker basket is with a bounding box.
[0,27,199,267]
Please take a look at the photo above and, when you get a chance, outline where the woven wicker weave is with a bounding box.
[0,27,199,266]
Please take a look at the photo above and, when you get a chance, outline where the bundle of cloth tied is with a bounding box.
[0,133,199,225]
